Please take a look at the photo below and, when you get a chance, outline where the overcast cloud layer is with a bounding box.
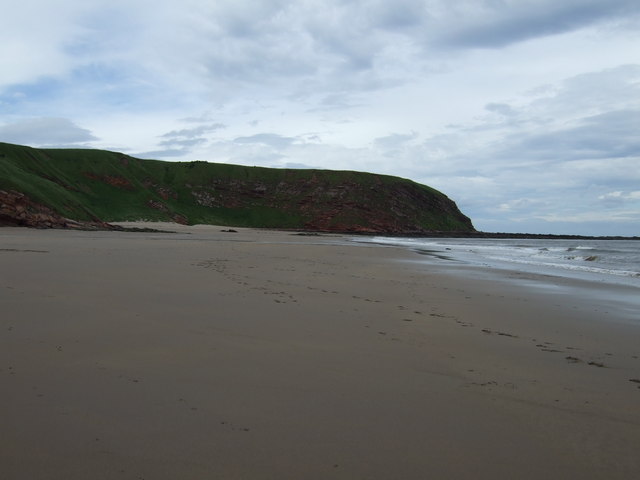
[1,0,639,235]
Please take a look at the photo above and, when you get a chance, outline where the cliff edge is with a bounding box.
[0,142,474,233]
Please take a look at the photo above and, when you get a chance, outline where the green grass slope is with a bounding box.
[0,142,474,232]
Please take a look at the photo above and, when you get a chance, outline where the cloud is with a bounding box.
[527,64,640,118]
[0,2,86,88]
[143,123,228,157]
[497,109,640,162]
[3,1,639,105]
[233,133,297,149]
[0,117,97,146]
[435,0,639,49]
[374,132,419,158]
[159,124,225,147]
[447,66,640,169]
[161,124,226,140]
[598,191,640,207]
[158,138,207,149]
[496,198,547,213]
[536,210,640,224]
[374,132,418,149]
[485,103,517,117]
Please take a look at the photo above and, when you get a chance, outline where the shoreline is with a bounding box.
[2,224,639,479]
[356,231,640,240]
[399,255,640,324]
[2,219,638,240]
[352,234,640,295]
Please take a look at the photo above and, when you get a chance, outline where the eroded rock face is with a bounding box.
[1,190,66,228]
[186,178,473,233]
[83,172,134,190]
[0,190,111,230]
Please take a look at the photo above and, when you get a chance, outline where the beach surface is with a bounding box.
[1,224,639,479]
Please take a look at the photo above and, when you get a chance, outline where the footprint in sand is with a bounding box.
[539,345,563,353]
[565,357,607,368]
[220,421,251,432]
[456,320,473,327]
[587,361,606,368]
[482,328,518,338]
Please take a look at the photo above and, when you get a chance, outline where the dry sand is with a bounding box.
[1,224,639,479]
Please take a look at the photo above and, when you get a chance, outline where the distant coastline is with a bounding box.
[310,229,640,241]
[421,232,640,241]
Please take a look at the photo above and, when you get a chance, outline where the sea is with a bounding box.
[350,236,640,322]
[352,236,640,289]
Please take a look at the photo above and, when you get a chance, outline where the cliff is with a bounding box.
[0,142,474,233]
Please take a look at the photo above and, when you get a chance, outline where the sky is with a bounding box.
[1,0,639,235]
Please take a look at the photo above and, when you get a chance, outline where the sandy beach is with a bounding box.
[1,224,639,479]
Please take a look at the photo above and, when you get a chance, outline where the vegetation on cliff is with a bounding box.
[0,142,474,233]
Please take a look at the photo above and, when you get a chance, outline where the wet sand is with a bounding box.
[1,224,639,479]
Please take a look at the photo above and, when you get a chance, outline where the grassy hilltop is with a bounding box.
[0,142,474,233]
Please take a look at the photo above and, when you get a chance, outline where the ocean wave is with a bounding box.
[565,255,600,262]
[567,246,596,252]
[485,256,639,278]
[354,237,640,283]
